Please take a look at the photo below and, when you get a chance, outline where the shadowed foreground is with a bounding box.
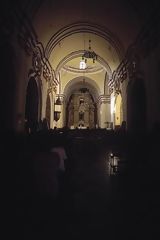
[3,129,160,239]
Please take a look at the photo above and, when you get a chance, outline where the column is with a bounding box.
[98,95,111,128]
[56,94,65,128]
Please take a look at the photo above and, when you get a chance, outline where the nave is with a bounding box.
[1,2,160,239]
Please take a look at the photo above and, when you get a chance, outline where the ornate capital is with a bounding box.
[98,95,110,104]
[32,51,42,75]
[108,60,127,93]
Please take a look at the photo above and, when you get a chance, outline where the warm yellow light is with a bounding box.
[79,60,86,69]
[115,94,122,126]
[111,95,115,114]
[55,105,61,112]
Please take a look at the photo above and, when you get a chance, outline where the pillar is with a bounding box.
[98,95,111,128]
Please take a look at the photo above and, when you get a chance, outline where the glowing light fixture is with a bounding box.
[79,60,86,69]
[81,39,97,67]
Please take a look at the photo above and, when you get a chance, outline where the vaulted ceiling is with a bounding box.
[2,0,159,85]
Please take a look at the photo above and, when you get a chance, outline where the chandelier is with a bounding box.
[80,39,97,69]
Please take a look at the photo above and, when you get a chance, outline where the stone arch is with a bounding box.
[45,22,124,60]
[63,76,100,102]
[55,50,112,81]
[63,77,99,128]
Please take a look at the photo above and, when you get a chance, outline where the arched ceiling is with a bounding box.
[4,1,159,49]
[33,0,141,50]
[26,0,158,82]
[24,0,157,95]
[63,76,100,102]
[49,30,120,75]
[62,57,104,75]
[3,0,159,98]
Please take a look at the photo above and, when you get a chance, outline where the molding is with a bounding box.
[62,64,104,74]
[55,50,112,79]
[45,21,124,60]
[98,95,110,104]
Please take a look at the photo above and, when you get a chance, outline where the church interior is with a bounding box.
[1,0,160,239]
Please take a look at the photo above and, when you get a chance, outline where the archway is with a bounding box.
[25,77,39,132]
[64,77,99,128]
[127,78,146,134]
[67,88,96,128]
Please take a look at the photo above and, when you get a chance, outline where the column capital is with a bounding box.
[97,95,110,104]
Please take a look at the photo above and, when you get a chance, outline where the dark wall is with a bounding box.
[127,78,146,134]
